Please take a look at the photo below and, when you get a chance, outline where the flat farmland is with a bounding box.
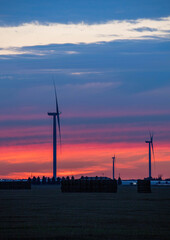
[0,185,170,240]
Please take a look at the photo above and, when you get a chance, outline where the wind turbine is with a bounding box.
[145,133,154,179]
[48,83,61,179]
[112,155,116,180]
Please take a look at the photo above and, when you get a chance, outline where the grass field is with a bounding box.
[0,185,170,240]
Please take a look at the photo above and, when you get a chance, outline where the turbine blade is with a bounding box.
[151,141,154,157]
[149,130,152,141]
[53,81,62,146]
[53,81,59,114]
[57,114,61,146]
[151,139,156,169]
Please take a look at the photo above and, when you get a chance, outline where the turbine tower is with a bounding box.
[145,133,154,179]
[112,155,115,180]
[48,83,61,179]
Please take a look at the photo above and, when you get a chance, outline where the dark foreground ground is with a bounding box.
[0,185,170,240]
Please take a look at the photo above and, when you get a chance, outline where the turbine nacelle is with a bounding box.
[145,132,153,143]
[48,112,57,116]
[48,112,61,116]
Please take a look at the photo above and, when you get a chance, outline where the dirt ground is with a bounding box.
[0,185,170,240]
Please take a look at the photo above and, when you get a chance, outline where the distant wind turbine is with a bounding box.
[145,132,155,179]
[112,155,116,180]
[48,83,61,179]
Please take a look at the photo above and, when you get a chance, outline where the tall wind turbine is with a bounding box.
[112,155,116,180]
[145,133,154,179]
[48,83,61,179]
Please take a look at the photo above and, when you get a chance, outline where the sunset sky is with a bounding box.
[0,0,170,179]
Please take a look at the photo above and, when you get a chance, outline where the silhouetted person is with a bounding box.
[118,176,122,185]
[57,177,61,184]
[47,177,51,184]
[37,176,40,185]
[27,177,31,184]
[52,176,56,184]
[32,176,37,185]
[42,176,46,184]
[61,177,65,182]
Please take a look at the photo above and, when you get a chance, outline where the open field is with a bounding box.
[0,185,170,240]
